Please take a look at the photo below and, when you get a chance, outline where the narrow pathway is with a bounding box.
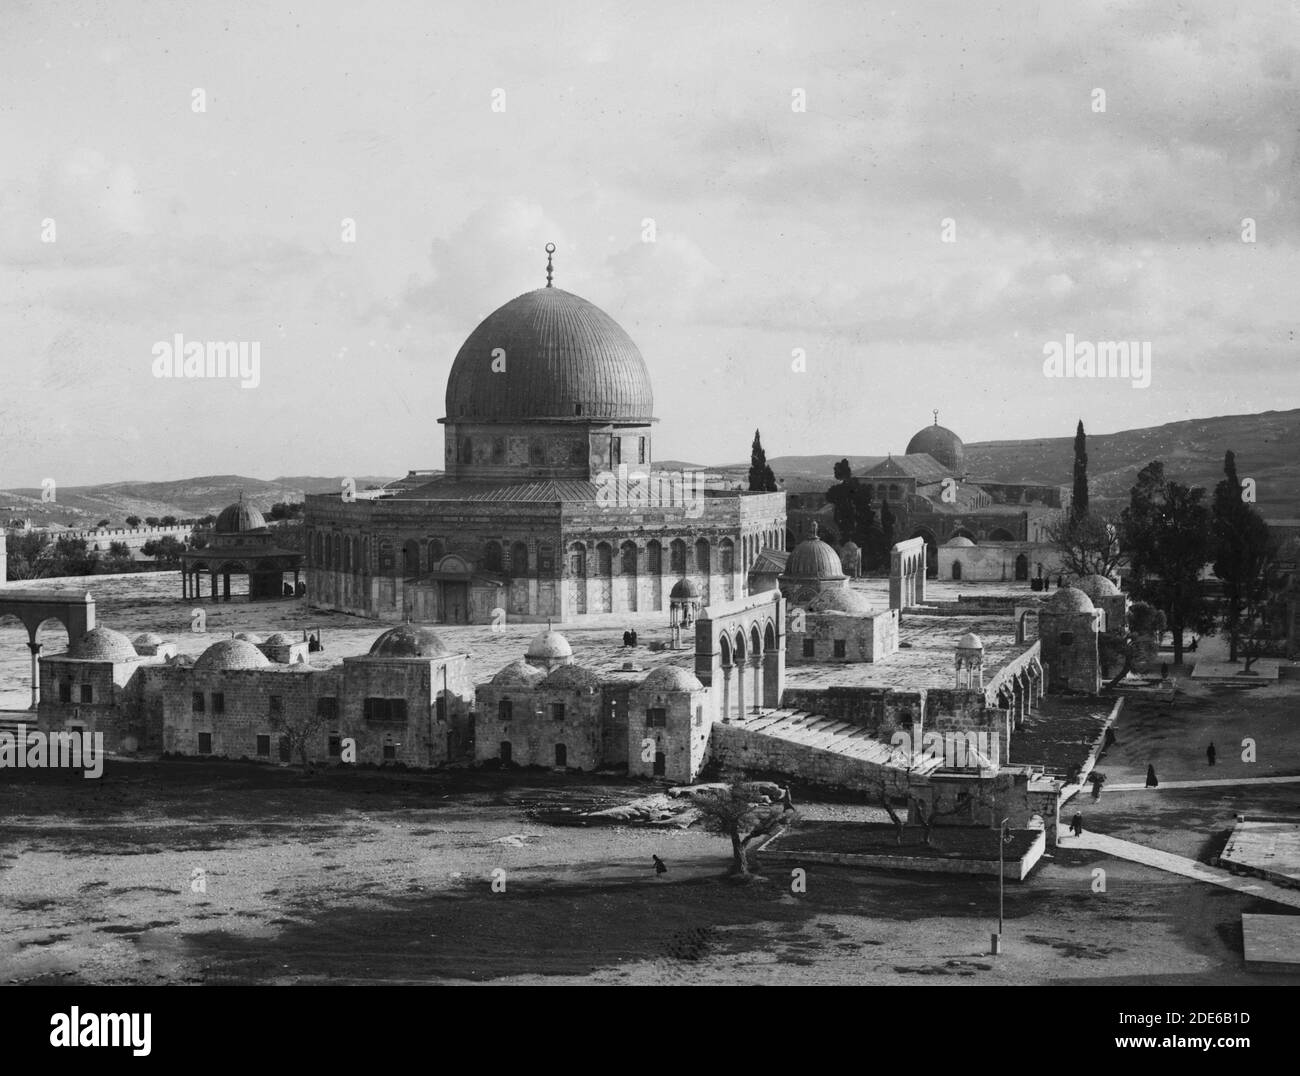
[1058,830,1300,909]
[1104,776,1300,792]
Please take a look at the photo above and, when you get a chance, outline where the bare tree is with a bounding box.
[269,708,329,772]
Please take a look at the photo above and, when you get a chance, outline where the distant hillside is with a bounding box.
[0,474,398,527]
[745,411,1300,512]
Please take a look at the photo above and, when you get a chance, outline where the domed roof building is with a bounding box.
[1046,587,1096,614]
[491,659,547,687]
[181,494,304,604]
[906,417,965,474]
[525,629,574,671]
[1075,574,1121,600]
[195,639,271,671]
[367,625,451,659]
[779,523,848,604]
[445,288,653,427]
[68,627,139,663]
[215,501,267,535]
[542,663,600,691]
[301,245,787,627]
[641,665,704,693]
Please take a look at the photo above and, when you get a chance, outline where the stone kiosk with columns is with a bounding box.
[693,591,786,724]
[180,499,304,603]
[890,537,927,610]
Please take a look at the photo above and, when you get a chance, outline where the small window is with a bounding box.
[1059,631,1074,647]
[551,703,566,722]
[833,640,847,658]
[328,735,342,758]
[646,708,667,728]
[383,743,397,761]
[80,684,93,704]
[574,404,582,416]
[802,639,815,658]
[638,437,646,464]
[316,697,338,719]
[269,695,283,716]
[212,692,225,714]
[695,706,703,727]
[436,696,447,724]
[499,698,513,722]
[610,437,621,466]
[192,691,205,712]
[59,681,72,703]
[256,734,271,757]
[197,732,212,755]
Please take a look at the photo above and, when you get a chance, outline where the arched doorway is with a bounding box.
[951,560,963,580]
[500,741,512,765]
[555,743,567,768]
[567,543,587,615]
[1015,553,1029,581]
[653,750,665,776]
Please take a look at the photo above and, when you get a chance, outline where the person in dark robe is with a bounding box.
[1091,775,1102,800]
[1071,812,1083,837]
[629,629,638,647]
[778,785,795,812]
[652,855,667,876]
[1189,637,1198,653]
[1207,742,1216,766]
[622,630,631,647]
[1103,727,1117,750]
[1145,764,1158,788]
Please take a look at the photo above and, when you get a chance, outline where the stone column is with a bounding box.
[28,641,41,710]
[751,654,762,714]
[721,666,732,724]
[735,656,745,721]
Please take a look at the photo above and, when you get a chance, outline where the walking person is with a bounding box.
[1207,742,1216,767]
[1145,764,1158,788]
[1071,812,1083,838]
[652,854,667,876]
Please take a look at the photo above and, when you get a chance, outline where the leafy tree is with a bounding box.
[160,515,178,527]
[747,430,778,493]
[142,536,186,566]
[4,531,54,580]
[1045,510,1123,578]
[125,515,141,527]
[1099,601,1165,688]
[1071,419,1089,523]
[1211,451,1275,663]
[144,516,160,526]
[52,535,97,577]
[1121,461,1214,665]
[690,780,797,876]
[96,518,111,529]
[825,459,875,553]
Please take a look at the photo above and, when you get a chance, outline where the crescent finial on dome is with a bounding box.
[545,242,556,288]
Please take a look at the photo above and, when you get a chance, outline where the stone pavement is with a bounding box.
[1104,776,1300,792]
[1057,830,1300,909]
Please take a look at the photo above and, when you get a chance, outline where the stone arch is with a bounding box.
[670,538,686,575]
[484,540,503,573]
[618,540,638,612]
[909,527,939,578]
[594,541,613,613]
[428,538,445,564]
[950,527,977,543]
[719,538,735,599]
[989,527,1016,542]
[951,560,963,580]
[313,531,323,565]
[646,539,662,576]
[402,539,420,579]
[719,633,733,667]
[1015,553,1029,581]
[694,538,711,574]
[510,541,529,576]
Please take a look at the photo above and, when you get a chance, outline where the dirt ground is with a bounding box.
[2,574,1298,985]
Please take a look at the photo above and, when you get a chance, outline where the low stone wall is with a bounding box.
[762,828,1045,881]
[708,721,910,796]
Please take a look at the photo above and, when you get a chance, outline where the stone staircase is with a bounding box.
[722,708,944,775]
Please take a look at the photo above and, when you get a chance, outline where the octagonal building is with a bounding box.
[304,250,786,624]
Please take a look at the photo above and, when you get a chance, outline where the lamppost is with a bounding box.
[992,816,1010,955]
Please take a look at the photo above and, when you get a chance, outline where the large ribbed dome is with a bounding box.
[445,288,654,422]
[906,420,964,473]
[215,501,266,534]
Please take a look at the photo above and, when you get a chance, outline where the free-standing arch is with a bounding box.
[909,527,939,579]
[0,590,96,709]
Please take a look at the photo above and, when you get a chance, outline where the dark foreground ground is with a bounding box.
[2,738,1298,985]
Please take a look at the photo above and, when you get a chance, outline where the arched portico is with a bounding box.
[0,590,96,709]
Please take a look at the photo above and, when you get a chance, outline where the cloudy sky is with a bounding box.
[1,0,1297,486]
